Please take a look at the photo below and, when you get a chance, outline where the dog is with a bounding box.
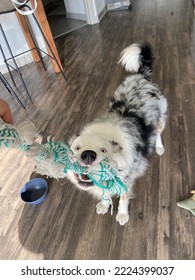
[67,42,167,226]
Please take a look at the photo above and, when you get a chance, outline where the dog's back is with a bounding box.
[108,42,167,159]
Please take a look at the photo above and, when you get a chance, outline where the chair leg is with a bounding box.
[0,24,32,103]
[0,72,25,109]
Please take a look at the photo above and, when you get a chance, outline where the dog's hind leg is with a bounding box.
[156,98,167,156]
[155,133,164,156]
[116,194,130,226]
[155,120,166,156]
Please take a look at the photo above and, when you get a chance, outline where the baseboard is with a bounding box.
[98,6,107,21]
[66,12,87,21]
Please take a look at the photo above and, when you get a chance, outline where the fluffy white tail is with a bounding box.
[119,42,153,74]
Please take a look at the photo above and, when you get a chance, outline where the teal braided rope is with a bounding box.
[86,160,128,196]
[0,122,30,151]
[0,119,128,196]
[34,140,86,175]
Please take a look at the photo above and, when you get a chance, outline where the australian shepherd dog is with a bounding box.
[67,42,167,225]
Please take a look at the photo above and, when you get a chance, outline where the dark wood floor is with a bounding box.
[0,0,195,260]
[46,0,87,39]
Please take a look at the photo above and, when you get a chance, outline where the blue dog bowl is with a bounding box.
[20,178,48,205]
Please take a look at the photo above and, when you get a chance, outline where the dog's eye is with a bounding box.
[101,148,107,153]
[75,145,81,151]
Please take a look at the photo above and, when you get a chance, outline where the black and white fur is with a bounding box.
[67,42,167,226]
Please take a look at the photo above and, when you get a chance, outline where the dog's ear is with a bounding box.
[110,140,123,153]
[68,134,79,146]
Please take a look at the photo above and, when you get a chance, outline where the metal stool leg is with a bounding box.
[22,14,47,71]
[0,44,16,87]
[0,24,32,102]
[0,72,25,109]
[31,13,67,81]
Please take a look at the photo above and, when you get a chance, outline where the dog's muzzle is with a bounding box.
[81,150,97,165]
[74,150,97,188]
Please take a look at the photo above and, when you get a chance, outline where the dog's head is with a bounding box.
[67,134,123,191]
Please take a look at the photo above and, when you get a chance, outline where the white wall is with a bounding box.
[84,0,106,24]
[64,0,106,17]
[95,0,106,15]
[0,12,46,74]
[64,0,106,24]
[64,0,86,15]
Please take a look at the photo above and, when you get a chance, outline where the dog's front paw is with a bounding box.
[116,212,129,226]
[96,201,109,215]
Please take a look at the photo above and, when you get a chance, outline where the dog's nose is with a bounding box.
[81,150,97,165]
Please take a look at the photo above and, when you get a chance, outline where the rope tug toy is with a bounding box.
[0,118,128,198]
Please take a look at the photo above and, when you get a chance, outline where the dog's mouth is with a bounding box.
[74,173,94,187]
